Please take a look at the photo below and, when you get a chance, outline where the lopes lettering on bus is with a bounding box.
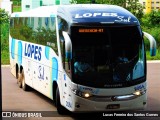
[75,13,118,18]
[24,43,42,61]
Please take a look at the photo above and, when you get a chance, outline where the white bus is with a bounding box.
[9,4,156,114]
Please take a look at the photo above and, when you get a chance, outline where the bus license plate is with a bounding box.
[106,104,120,109]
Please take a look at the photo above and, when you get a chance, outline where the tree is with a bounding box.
[0,9,9,24]
[126,0,144,20]
[97,0,127,7]
[148,10,160,24]
[0,9,9,52]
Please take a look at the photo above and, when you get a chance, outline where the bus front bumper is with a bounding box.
[69,93,147,112]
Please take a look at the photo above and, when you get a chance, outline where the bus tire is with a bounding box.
[16,64,19,79]
[56,87,68,114]
[18,73,22,88]
[21,70,29,91]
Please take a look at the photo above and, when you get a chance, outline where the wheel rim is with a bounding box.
[22,79,24,87]
[18,73,22,88]
[22,75,25,88]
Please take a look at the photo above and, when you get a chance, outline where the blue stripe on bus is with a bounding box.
[52,57,58,81]
[15,14,19,17]
[45,17,49,26]
[50,14,55,26]
[11,38,15,59]
[18,41,22,64]
[50,14,55,17]
[45,46,50,60]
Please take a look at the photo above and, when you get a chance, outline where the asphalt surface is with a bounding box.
[1,62,160,120]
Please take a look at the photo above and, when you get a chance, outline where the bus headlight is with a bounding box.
[133,90,146,96]
[71,89,92,98]
[133,91,141,96]
[83,93,91,98]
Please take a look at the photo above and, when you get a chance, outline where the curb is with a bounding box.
[1,65,10,67]
[147,60,160,63]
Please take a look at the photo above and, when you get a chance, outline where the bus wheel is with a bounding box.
[18,73,22,88]
[56,87,68,114]
[21,70,29,91]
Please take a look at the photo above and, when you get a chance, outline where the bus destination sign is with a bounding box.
[79,28,104,33]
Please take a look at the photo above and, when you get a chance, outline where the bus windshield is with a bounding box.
[70,26,145,88]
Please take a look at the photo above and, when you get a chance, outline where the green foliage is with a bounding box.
[146,50,160,60]
[1,23,9,64]
[148,10,160,25]
[97,0,126,7]
[126,0,144,20]
[1,9,9,59]
[142,26,160,50]
[1,9,10,64]
[70,0,127,5]
[20,26,33,39]
[70,0,91,4]
[141,10,160,54]
[142,10,160,26]
[0,9,9,24]
[1,23,9,51]
[1,50,10,64]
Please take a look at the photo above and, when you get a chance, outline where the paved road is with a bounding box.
[2,62,160,120]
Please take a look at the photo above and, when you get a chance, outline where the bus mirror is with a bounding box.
[143,32,157,56]
[62,31,72,59]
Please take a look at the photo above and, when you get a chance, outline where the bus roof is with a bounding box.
[11,4,140,25]
[58,4,139,25]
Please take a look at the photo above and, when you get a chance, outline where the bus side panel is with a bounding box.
[21,41,60,99]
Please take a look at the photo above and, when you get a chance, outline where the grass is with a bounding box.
[146,49,160,60]
[1,51,10,65]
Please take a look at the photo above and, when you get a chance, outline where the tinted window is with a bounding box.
[70,26,145,88]
[10,17,58,55]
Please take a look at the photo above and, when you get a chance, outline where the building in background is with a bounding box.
[139,0,160,13]
[0,0,12,14]
[22,0,70,12]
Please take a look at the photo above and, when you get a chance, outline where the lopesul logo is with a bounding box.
[24,43,42,61]
[75,12,118,18]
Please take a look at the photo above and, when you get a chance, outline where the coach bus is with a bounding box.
[9,4,156,114]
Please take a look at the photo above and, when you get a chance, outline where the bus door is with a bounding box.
[60,31,73,109]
